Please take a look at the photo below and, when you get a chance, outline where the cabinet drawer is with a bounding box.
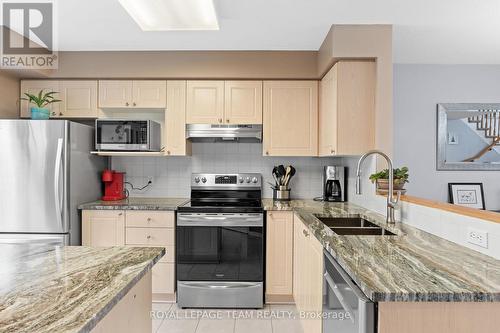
[152,262,175,294]
[125,228,174,246]
[126,211,175,228]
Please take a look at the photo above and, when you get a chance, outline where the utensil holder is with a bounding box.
[273,186,291,201]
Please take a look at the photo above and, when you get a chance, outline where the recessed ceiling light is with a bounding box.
[118,0,219,31]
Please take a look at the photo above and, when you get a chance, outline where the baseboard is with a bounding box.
[265,294,295,304]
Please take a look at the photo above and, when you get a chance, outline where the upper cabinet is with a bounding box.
[98,80,166,108]
[59,81,99,118]
[20,80,98,118]
[224,81,263,124]
[319,61,376,156]
[263,81,318,156]
[186,81,225,124]
[186,80,263,124]
[165,81,191,156]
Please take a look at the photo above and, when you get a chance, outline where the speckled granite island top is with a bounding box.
[263,199,500,302]
[0,245,164,333]
[78,197,188,210]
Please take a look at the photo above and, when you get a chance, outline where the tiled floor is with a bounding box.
[152,303,304,333]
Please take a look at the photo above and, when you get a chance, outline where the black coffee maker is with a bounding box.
[322,166,346,202]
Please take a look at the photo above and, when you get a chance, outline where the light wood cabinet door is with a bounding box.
[224,81,263,124]
[319,66,338,156]
[152,262,175,294]
[98,80,133,108]
[293,213,323,333]
[59,80,98,118]
[165,81,191,156]
[20,80,60,118]
[263,81,318,156]
[319,61,376,156]
[266,211,294,299]
[132,80,166,108]
[82,210,125,246]
[186,81,224,124]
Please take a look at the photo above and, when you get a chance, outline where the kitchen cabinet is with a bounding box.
[165,81,191,156]
[59,80,99,118]
[82,210,125,246]
[20,80,60,118]
[263,81,318,156]
[293,213,323,333]
[319,61,376,156]
[92,271,152,333]
[186,81,224,124]
[224,81,263,124]
[98,80,166,108]
[82,210,176,302]
[125,211,176,301]
[265,211,294,302]
[186,80,263,124]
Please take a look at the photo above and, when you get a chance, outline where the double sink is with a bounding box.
[315,216,396,236]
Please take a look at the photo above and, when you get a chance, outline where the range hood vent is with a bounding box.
[186,124,262,142]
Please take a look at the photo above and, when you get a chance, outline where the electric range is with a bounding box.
[176,173,264,309]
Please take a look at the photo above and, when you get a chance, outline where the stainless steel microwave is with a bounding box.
[95,119,161,151]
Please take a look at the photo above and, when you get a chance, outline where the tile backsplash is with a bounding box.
[112,142,340,198]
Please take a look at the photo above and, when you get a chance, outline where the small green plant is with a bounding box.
[369,166,409,184]
[21,90,61,108]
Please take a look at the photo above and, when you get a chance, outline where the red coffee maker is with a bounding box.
[101,169,126,201]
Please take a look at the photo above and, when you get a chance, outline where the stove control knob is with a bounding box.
[245,177,251,183]
[194,177,200,183]
[201,177,207,183]
[238,177,244,183]
[251,177,258,184]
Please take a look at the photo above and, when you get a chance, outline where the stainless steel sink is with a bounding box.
[314,216,396,236]
[314,216,379,228]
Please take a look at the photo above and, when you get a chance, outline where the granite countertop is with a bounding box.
[0,245,164,333]
[78,197,189,211]
[264,199,500,302]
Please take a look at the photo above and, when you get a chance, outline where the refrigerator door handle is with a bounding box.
[54,138,64,230]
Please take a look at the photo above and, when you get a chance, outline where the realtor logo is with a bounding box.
[1,1,58,69]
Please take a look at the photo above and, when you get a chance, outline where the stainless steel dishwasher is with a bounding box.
[323,250,375,333]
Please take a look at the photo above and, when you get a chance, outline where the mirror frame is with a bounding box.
[437,103,500,171]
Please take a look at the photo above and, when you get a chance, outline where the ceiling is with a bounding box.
[57,0,500,64]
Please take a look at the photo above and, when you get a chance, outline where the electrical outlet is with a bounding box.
[467,228,488,248]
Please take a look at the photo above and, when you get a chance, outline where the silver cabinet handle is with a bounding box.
[125,102,129,106]
[133,102,137,107]
[147,235,152,240]
[147,217,152,222]
[118,212,123,216]
[302,229,309,237]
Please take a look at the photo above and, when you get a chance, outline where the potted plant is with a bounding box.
[369,166,409,193]
[21,90,61,120]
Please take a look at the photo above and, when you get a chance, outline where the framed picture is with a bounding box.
[448,183,485,210]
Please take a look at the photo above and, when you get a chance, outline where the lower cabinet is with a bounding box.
[91,271,152,333]
[82,210,176,302]
[265,211,294,303]
[293,213,323,333]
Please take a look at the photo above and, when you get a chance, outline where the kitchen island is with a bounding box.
[0,245,164,333]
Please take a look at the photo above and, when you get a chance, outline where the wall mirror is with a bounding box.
[437,103,500,170]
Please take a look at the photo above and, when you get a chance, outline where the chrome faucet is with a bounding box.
[355,150,400,224]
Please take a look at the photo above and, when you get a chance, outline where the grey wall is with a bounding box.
[394,64,500,210]
[112,142,339,199]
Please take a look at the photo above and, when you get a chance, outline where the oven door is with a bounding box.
[323,249,375,333]
[176,212,264,308]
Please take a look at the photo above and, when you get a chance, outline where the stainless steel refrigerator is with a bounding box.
[0,120,106,245]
